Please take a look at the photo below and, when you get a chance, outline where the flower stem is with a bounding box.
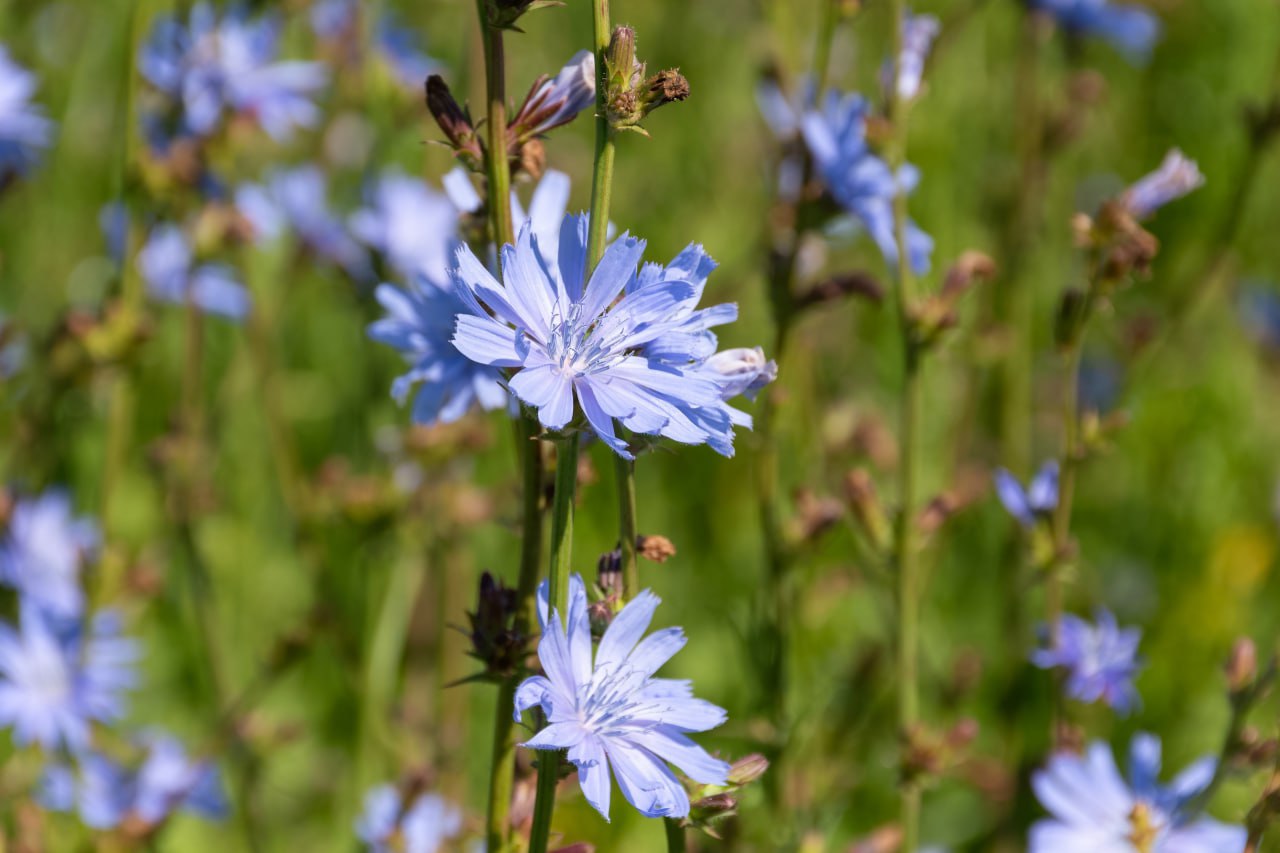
[476,2,514,247]
[486,416,546,851]
[472,6,549,849]
[529,3,613,846]
[886,0,924,847]
[528,434,580,853]
[664,817,688,852]
[616,455,639,596]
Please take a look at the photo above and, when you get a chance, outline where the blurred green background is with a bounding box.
[2,0,1280,849]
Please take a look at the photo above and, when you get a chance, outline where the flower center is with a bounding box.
[1127,801,1162,853]
[546,304,631,377]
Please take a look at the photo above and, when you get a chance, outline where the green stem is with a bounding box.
[664,817,688,852]
[476,3,514,247]
[528,435,581,853]
[887,1,924,847]
[616,455,639,596]
[585,0,614,267]
[486,416,545,851]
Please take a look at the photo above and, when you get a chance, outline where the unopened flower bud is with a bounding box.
[690,792,736,815]
[425,76,483,169]
[1226,637,1258,696]
[606,26,637,87]
[726,753,770,786]
[703,347,777,401]
[597,548,623,594]
[636,534,676,563]
[466,571,527,677]
[843,469,891,553]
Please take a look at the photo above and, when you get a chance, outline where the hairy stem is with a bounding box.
[617,455,639,596]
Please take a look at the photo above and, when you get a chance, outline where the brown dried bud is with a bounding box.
[690,792,737,814]
[917,493,959,537]
[1227,637,1259,696]
[849,825,903,853]
[425,75,482,168]
[637,534,677,563]
[550,845,595,853]
[646,69,690,106]
[940,250,997,301]
[515,137,546,179]
[793,488,844,542]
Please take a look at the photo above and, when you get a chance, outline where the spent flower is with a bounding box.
[515,575,730,820]
[1121,149,1205,219]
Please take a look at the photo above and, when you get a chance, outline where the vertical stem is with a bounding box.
[529,3,610,847]
[528,435,580,853]
[886,2,923,848]
[487,416,545,851]
[616,456,639,596]
[472,5,548,850]
[477,2,514,247]
[664,817,689,852]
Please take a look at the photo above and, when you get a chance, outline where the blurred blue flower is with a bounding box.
[1032,609,1143,712]
[238,166,371,279]
[802,90,934,275]
[1122,149,1204,219]
[309,0,440,91]
[140,3,327,141]
[0,490,98,621]
[993,461,1058,528]
[0,45,54,184]
[354,784,461,853]
[451,216,755,457]
[1240,286,1280,351]
[39,733,226,829]
[516,575,730,820]
[138,224,251,320]
[1079,356,1122,413]
[368,276,510,426]
[883,12,940,101]
[756,75,815,201]
[1030,0,1161,61]
[1031,733,1245,851]
[365,170,572,428]
[512,50,596,139]
[0,607,138,751]
[350,170,463,283]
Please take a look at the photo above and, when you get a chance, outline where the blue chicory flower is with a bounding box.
[1030,0,1161,61]
[140,3,328,141]
[237,166,371,280]
[1031,733,1246,852]
[0,490,98,621]
[756,75,815,201]
[1031,609,1143,712]
[801,90,934,275]
[450,215,759,457]
[309,0,440,91]
[138,224,251,320]
[0,45,54,184]
[0,607,139,751]
[993,460,1059,528]
[354,784,461,853]
[515,575,730,820]
[364,170,572,427]
[1121,149,1204,219]
[39,733,226,829]
[883,12,940,101]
